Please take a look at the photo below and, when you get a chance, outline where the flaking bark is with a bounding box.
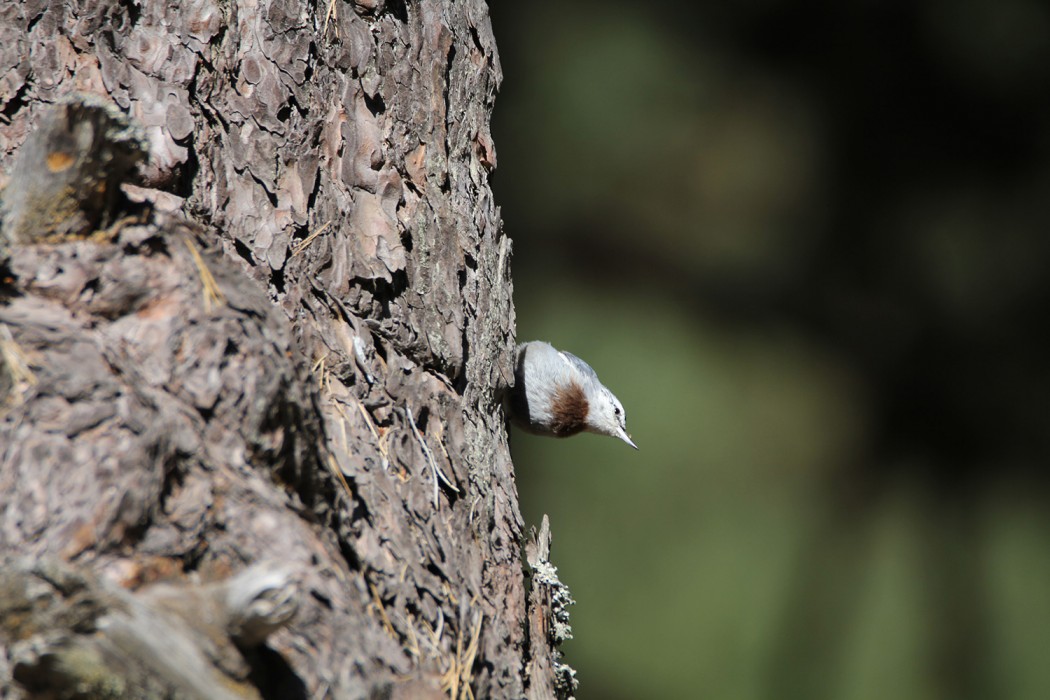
[0,0,569,698]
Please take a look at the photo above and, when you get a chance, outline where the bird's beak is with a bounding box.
[617,428,638,450]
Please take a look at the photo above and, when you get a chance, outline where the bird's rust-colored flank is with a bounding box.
[550,381,589,437]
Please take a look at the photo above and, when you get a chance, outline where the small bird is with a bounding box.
[506,340,637,449]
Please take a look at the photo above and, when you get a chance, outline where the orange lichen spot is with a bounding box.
[46,151,75,172]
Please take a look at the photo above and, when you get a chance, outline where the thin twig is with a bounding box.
[0,325,36,386]
[405,406,459,511]
[441,614,483,700]
[322,0,338,38]
[354,398,390,471]
[326,452,353,500]
[182,236,226,311]
[292,220,332,256]
[369,582,396,638]
[311,353,328,389]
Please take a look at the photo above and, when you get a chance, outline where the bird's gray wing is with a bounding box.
[558,350,599,381]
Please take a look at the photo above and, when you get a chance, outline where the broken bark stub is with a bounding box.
[0,96,146,246]
[2,557,300,700]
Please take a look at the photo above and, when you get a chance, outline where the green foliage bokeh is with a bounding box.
[492,1,1050,698]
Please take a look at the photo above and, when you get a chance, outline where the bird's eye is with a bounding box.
[614,407,620,416]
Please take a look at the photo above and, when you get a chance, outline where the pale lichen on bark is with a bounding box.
[525,515,579,700]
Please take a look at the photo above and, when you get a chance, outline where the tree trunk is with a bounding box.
[0,1,572,697]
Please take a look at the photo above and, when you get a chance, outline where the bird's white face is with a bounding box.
[588,386,638,449]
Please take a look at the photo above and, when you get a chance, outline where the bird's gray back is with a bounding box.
[557,350,599,382]
[511,341,580,432]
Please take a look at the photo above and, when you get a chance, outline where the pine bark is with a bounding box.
[0,0,567,697]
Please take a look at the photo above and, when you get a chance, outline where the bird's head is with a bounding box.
[586,384,637,449]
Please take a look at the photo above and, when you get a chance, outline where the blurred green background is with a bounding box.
[490,1,1050,698]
